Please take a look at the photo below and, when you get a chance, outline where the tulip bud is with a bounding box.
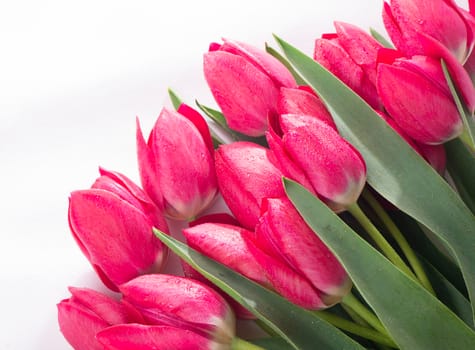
[68,170,168,291]
[117,274,235,347]
[377,52,463,144]
[314,22,383,109]
[251,197,352,309]
[57,287,142,350]
[214,141,285,229]
[204,39,297,136]
[267,114,366,212]
[136,106,217,220]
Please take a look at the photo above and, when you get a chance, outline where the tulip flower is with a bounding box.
[376,51,463,144]
[214,141,285,229]
[252,197,352,308]
[68,170,168,291]
[278,86,336,129]
[57,287,143,350]
[108,274,235,349]
[136,105,217,220]
[204,38,297,136]
[314,21,383,109]
[382,0,473,64]
[382,0,475,110]
[267,113,366,212]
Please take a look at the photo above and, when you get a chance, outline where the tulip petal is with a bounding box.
[177,103,215,156]
[68,287,142,325]
[278,87,336,128]
[150,108,217,220]
[97,324,225,350]
[68,190,164,289]
[242,233,327,310]
[220,38,297,88]
[136,118,164,209]
[214,142,285,229]
[57,299,110,350]
[377,64,463,144]
[183,223,268,285]
[120,274,235,344]
[204,51,280,136]
[258,197,351,301]
[334,21,382,85]
[279,114,366,211]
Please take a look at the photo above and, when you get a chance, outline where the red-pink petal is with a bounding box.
[97,324,225,350]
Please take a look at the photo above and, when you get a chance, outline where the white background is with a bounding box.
[0,1,465,348]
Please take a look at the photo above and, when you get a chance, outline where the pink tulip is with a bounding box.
[382,0,475,110]
[57,287,143,350]
[204,39,297,136]
[114,274,235,348]
[97,324,229,350]
[314,22,383,109]
[251,197,352,308]
[267,114,366,212]
[377,51,463,144]
[382,0,473,64]
[136,105,217,220]
[278,86,336,129]
[214,141,285,229]
[68,170,168,291]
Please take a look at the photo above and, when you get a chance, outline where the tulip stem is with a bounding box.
[348,203,417,280]
[362,190,436,296]
[342,293,388,336]
[231,337,266,350]
[313,310,398,348]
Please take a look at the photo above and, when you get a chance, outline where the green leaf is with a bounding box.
[153,229,365,350]
[167,88,183,110]
[369,28,394,49]
[274,35,475,322]
[250,337,294,350]
[445,138,475,214]
[265,43,306,85]
[285,179,475,349]
[441,60,475,151]
[390,211,467,297]
[420,255,472,327]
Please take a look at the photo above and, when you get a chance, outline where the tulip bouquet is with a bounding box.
[58,0,475,349]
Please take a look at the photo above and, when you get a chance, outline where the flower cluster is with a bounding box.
[59,0,475,349]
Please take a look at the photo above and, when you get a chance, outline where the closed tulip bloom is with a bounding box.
[251,197,352,309]
[68,171,168,291]
[57,287,143,350]
[377,52,463,144]
[314,22,383,109]
[383,0,475,110]
[116,274,235,348]
[183,220,334,310]
[214,141,285,229]
[382,0,473,63]
[267,114,366,212]
[204,39,297,136]
[136,105,217,220]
